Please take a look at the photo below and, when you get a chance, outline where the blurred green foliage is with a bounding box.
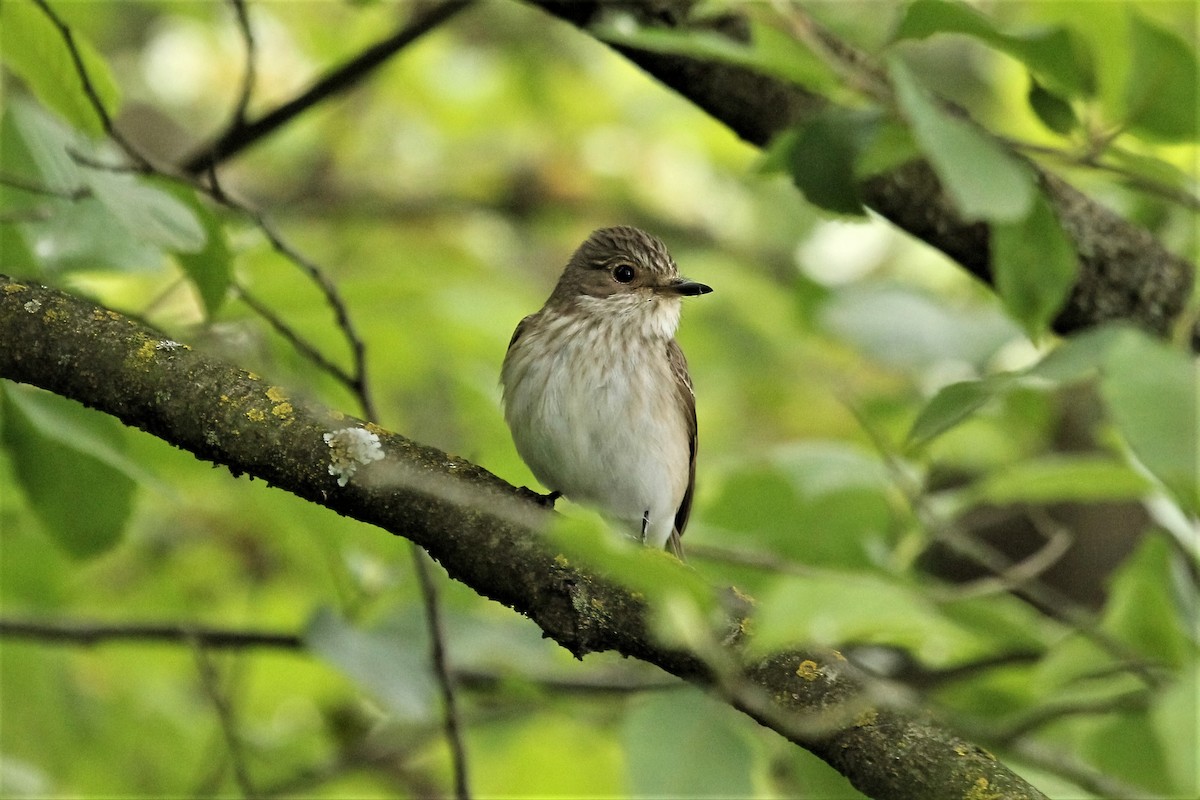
[0,1,1196,798]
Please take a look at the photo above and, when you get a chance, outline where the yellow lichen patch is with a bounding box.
[271,402,294,420]
[854,708,878,727]
[135,338,158,362]
[41,307,64,322]
[220,394,232,404]
[795,660,822,681]
[246,372,261,381]
[364,421,386,435]
[329,410,346,421]
[554,554,570,567]
[963,777,1002,800]
[4,283,28,293]
[590,597,605,611]
[245,408,267,422]
[266,385,288,402]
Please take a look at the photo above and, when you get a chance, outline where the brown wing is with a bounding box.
[507,314,536,353]
[667,338,697,559]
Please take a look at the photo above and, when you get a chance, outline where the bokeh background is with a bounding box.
[1,1,1196,797]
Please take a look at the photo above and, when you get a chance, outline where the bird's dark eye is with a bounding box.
[612,264,636,283]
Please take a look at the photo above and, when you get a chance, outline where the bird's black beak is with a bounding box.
[664,277,713,296]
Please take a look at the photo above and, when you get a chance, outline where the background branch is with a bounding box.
[182,0,475,175]
[529,0,1195,338]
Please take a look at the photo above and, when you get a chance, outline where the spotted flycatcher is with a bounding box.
[501,226,712,558]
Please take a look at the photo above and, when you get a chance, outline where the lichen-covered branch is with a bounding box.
[0,276,1047,799]
[530,0,1194,337]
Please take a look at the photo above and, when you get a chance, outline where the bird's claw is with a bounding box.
[518,487,561,508]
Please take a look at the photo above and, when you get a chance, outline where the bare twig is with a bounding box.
[1008,738,1162,800]
[192,645,259,799]
[989,690,1150,744]
[235,283,357,388]
[30,0,151,171]
[0,617,304,649]
[0,171,90,200]
[182,0,475,174]
[847,401,1168,689]
[226,0,257,132]
[411,550,472,800]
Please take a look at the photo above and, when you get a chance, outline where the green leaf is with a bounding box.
[592,14,838,92]
[907,376,1011,449]
[1025,324,1128,384]
[88,171,207,253]
[4,96,86,194]
[706,442,893,568]
[164,184,232,316]
[893,0,1095,97]
[1150,671,1200,796]
[753,572,993,664]
[545,512,716,614]
[1103,535,1190,668]
[1028,78,1079,135]
[1124,11,1200,142]
[888,56,1035,222]
[820,284,1021,374]
[972,455,1154,505]
[771,108,872,215]
[305,607,436,721]
[0,385,137,559]
[1100,330,1198,513]
[854,119,921,179]
[4,100,199,271]
[0,1,122,137]
[624,689,756,798]
[991,191,1079,338]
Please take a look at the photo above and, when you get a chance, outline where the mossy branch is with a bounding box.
[0,275,1047,800]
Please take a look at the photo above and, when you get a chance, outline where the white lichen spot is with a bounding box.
[323,427,385,487]
[156,339,187,351]
[23,299,42,314]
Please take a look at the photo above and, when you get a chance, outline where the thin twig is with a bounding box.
[1000,136,1200,211]
[30,0,151,171]
[226,0,257,131]
[988,690,1150,744]
[235,283,357,388]
[846,400,1168,689]
[192,644,259,798]
[411,550,472,800]
[1008,738,1162,800]
[182,0,475,174]
[0,171,90,200]
[0,617,304,649]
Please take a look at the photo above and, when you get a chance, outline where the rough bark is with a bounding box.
[0,275,1048,800]
[530,0,1195,337]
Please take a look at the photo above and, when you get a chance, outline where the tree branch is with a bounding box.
[0,275,1048,800]
[528,0,1195,338]
[182,1,475,175]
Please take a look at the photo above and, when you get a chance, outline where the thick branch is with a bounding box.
[0,276,1046,800]
[530,0,1194,337]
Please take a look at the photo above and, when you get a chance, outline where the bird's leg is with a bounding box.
[641,509,650,544]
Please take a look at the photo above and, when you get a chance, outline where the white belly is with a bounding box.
[501,302,689,547]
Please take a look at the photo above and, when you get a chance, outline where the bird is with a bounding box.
[500,226,711,558]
